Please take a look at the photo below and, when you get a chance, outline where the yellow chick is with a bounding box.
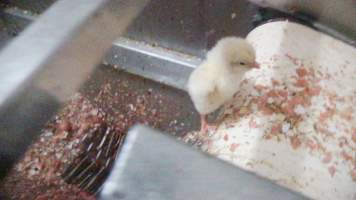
[187,37,259,133]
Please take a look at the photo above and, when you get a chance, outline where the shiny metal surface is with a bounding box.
[104,37,201,90]
[0,0,148,177]
[0,0,260,58]
[0,6,34,49]
[126,0,259,57]
[2,0,56,14]
[249,0,356,45]
[100,125,307,200]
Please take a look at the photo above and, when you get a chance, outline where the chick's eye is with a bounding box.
[239,62,246,65]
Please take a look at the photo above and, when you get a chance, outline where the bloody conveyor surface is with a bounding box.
[0,65,199,199]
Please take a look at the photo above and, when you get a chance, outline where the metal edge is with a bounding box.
[100,125,308,200]
[0,0,149,178]
[104,37,201,91]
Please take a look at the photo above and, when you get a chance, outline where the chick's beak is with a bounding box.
[250,62,260,69]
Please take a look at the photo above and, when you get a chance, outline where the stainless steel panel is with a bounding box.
[0,0,148,178]
[249,0,356,45]
[1,0,56,14]
[126,0,259,57]
[104,37,201,90]
[100,125,307,200]
[0,6,35,49]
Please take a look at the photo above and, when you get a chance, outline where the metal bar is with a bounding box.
[100,125,307,200]
[3,0,56,14]
[0,0,148,178]
[248,0,356,46]
[1,7,38,22]
[104,37,201,91]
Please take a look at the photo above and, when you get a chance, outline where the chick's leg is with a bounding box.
[200,114,217,133]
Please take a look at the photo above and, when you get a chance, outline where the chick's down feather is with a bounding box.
[187,37,258,120]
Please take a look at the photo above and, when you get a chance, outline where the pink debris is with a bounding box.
[229,143,240,152]
[296,67,308,77]
[261,106,273,115]
[285,53,299,65]
[266,90,278,98]
[277,90,288,98]
[271,123,282,135]
[282,103,296,117]
[352,130,356,143]
[289,96,304,106]
[254,84,267,92]
[304,86,321,96]
[319,108,335,123]
[322,152,333,164]
[341,151,353,162]
[257,95,273,115]
[271,79,280,86]
[306,139,317,151]
[328,166,336,177]
[79,192,96,200]
[290,136,302,150]
[339,107,353,121]
[249,118,259,128]
[294,78,309,88]
[338,136,348,148]
[350,170,356,182]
